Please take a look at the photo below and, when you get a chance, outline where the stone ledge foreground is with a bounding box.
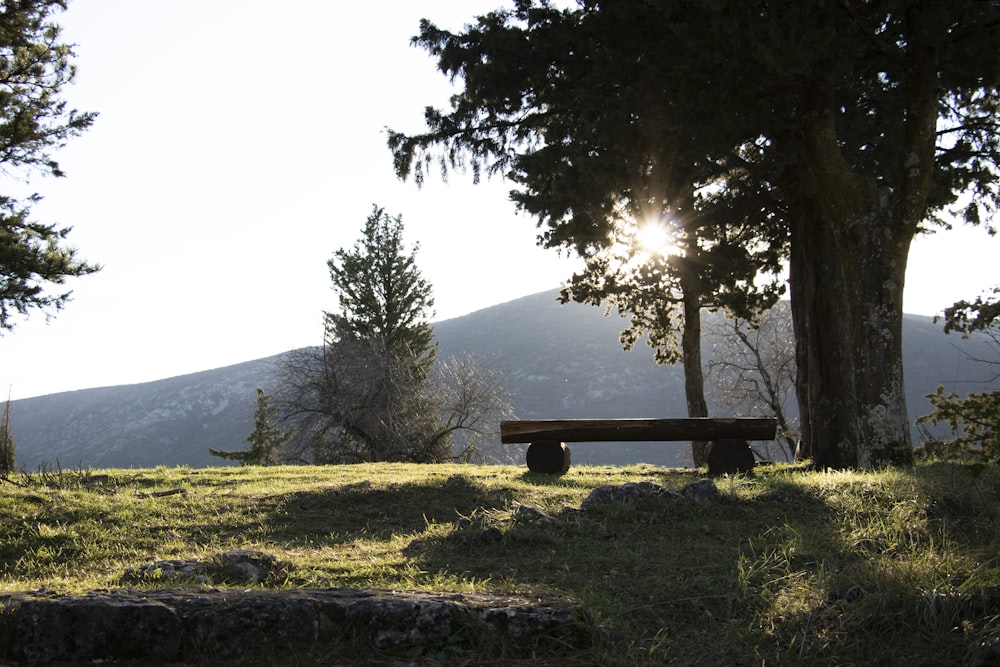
[1,587,585,664]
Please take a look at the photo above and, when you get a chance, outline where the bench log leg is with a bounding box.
[525,441,571,474]
[706,439,755,476]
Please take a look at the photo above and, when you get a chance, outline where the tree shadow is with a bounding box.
[253,473,517,548]
[388,465,1000,662]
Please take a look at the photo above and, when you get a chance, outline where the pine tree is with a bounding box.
[0,1,99,331]
[276,205,447,463]
[210,388,288,466]
[324,205,436,378]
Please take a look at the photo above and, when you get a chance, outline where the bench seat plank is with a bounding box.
[500,417,777,444]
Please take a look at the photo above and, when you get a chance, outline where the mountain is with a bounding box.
[8,358,275,469]
[9,289,998,469]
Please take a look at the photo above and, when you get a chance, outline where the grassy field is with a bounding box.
[1,461,999,665]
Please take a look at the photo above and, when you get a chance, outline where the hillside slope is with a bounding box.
[9,289,997,469]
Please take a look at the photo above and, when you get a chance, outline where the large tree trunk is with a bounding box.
[842,5,937,468]
[790,61,933,468]
[789,203,915,467]
[837,199,913,467]
[789,203,860,468]
[793,199,913,469]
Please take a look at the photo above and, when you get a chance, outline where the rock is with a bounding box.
[345,596,453,650]
[186,594,320,656]
[8,593,182,663]
[127,557,210,584]
[453,508,507,545]
[0,588,584,663]
[512,502,560,524]
[451,503,563,548]
[210,549,283,584]
[125,549,288,586]
[580,480,720,509]
[580,481,678,510]
[706,438,756,476]
[477,602,580,642]
[681,479,719,502]
[480,525,504,543]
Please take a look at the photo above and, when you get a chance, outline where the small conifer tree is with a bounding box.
[324,205,437,378]
[210,388,289,466]
[279,205,445,463]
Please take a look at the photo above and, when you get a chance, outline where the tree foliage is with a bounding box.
[276,341,515,465]
[277,206,514,464]
[918,387,1000,462]
[393,1,789,467]
[277,205,509,464]
[210,388,288,466]
[389,0,1000,469]
[941,287,1000,338]
[917,287,1000,462]
[0,0,99,332]
[325,205,436,378]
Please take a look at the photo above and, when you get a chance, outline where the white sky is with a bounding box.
[2,1,998,400]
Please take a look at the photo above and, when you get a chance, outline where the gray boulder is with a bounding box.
[581,481,679,510]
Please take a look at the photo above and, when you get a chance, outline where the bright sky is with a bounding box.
[2,1,998,400]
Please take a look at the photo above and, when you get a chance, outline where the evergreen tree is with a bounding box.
[277,205,447,463]
[210,388,288,466]
[0,0,99,332]
[325,205,436,377]
[389,0,1000,469]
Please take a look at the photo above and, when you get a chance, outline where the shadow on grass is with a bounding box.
[518,466,703,488]
[253,473,518,548]
[8,462,998,664]
[384,465,1000,664]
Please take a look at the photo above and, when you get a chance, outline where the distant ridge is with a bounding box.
[10,289,998,469]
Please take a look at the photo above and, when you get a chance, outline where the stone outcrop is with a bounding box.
[0,587,584,664]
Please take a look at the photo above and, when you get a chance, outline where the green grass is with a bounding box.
[2,461,999,665]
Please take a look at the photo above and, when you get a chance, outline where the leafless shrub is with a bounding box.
[706,303,799,461]
[273,342,513,464]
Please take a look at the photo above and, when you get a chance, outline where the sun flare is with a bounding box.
[635,220,678,256]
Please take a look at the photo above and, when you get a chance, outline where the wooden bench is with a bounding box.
[500,418,778,474]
